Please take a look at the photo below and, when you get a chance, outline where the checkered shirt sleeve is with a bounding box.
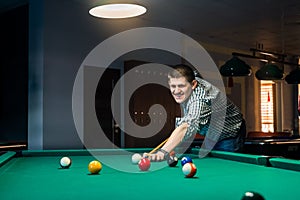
[176,78,243,142]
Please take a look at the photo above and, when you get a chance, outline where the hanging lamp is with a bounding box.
[220,56,252,77]
[285,68,300,84]
[255,63,284,80]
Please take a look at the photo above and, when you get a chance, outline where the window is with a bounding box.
[260,81,275,132]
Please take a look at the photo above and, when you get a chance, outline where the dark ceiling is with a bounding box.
[2,0,300,57]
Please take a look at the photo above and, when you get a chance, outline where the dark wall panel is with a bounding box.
[0,5,28,144]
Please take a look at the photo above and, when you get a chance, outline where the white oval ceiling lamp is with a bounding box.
[89,4,147,19]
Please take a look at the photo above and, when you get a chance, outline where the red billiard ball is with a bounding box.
[169,151,176,157]
[138,158,151,171]
[182,162,197,178]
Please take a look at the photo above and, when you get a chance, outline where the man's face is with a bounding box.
[168,77,196,104]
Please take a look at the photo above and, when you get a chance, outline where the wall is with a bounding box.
[29,0,187,149]
[27,0,297,150]
[26,0,250,149]
[0,5,28,143]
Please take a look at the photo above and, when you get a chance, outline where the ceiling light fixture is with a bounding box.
[255,63,284,80]
[89,4,147,19]
[285,68,300,84]
[226,48,299,81]
[285,57,300,84]
[250,48,286,58]
[219,56,252,87]
[220,56,252,77]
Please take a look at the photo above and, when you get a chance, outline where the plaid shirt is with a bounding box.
[176,77,243,142]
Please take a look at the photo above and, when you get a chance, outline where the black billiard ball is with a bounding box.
[167,156,178,167]
[241,191,265,200]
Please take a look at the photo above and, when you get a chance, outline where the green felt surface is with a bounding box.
[1,150,300,200]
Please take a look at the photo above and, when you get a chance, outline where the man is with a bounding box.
[145,64,246,161]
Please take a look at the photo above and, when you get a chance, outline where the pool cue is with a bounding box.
[147,137,169,155]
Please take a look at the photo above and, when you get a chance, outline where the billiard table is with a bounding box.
[244,138,300,159]
[1,148,300,200]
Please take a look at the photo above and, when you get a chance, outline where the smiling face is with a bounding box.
[168,76,197,104]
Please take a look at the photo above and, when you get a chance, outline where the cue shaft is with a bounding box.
[148,137,169,155]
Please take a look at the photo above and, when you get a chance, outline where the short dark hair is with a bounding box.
[168,64,195,83]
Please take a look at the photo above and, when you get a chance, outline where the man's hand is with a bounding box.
[142,151,165,161]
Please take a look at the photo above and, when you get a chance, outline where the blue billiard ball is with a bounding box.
[181,156,193,166]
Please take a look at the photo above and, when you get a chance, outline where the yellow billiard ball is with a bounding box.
[88,160,102,174]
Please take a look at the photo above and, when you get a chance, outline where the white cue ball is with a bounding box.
[131,153,142,164]
[60,157,72,168]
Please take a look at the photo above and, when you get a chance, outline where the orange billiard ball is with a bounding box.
[88,160,102,174]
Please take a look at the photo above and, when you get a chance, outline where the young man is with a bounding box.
[145,64,246,161]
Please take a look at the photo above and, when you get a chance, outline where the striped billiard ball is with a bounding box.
[182,162,197,178]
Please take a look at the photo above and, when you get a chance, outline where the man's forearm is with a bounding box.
[161,123,188,153]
